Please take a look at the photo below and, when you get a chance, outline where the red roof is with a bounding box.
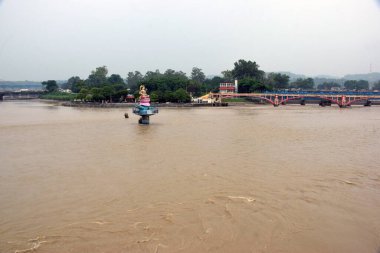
[220,87,235,90]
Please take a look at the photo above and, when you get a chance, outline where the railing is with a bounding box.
[262,90,380,96]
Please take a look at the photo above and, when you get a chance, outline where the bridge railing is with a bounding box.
[262,90,380,96]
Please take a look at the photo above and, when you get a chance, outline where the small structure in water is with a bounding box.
[132,85,158,124]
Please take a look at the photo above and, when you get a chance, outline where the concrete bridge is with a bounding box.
[212,91,380,108]
[0,90,44,101]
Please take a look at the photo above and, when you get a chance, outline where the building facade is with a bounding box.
[219,82,235,93]
[219,80,238,93]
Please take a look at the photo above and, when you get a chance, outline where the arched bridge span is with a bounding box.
[212,92,380,107]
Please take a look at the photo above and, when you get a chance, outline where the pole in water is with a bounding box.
[139,115,150,124]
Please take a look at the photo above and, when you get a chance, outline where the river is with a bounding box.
[0,100,380,253]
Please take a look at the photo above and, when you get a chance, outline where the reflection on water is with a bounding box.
[1,101,380,253]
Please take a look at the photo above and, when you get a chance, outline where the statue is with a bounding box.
[132,84,158,124]
[139,85,148,97]
[138,85,150,107]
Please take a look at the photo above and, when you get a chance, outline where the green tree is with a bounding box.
[344,80,369,90]
[90,87,105,102]
[63,76,83,93]
[42,80,58,92]
[108,74,125,85]
[191,67,206,84]
[102,85,116,102]
[164,91,174,102]
[150,90,166,103]
[173,88,191,103]
[344,80,356,90]
[204,76,224,93]
[87,66,109,87]
[143,69,188,95]
[266,73,289,90]
[372,81,380,90]
[238,77,271,93]
[187,80,202,96]
[290,78,314,90]
[231,59,265,80]
[114,89,129,102]
[317,82,341,90]
[357,80,369,90]
[85,94,93,101]
[144,69,161,80]
[126,71,143,92]
[150,91,159,102]
[77,88,89,101]
[221,70,233,82]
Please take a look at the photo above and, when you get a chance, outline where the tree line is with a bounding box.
[41,60,380,103]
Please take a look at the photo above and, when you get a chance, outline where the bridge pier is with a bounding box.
[364,100,372,106]
[273,95,280,107]
[319,99,331,107]
[338,95,348,108]
[138,115,150,124]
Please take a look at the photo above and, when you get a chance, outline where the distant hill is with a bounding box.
[275,71,380,86]
[206,75,221,79]
[343,72,380,83]
[277,72,307,81]
[0,81,42,90]
[276,72,345,86]
[314,74,340,79]
[313,77,345,86]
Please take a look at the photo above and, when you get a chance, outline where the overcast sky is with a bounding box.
[0,0,380,81]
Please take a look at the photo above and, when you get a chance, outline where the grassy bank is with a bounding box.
[222,98,247,103]
[40,92,77,101]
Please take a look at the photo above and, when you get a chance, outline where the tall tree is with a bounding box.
[87,66,109,87]
[266,73,289,90]
[357,80,369,90]
[173,88,191,103]
[238,77,271,93]
[187,80,202,96]
[290,78,314,90]
[144,70,161,80]
[221,70,233,82]
[204,76,224,93]
[317,82,341,90]
[231,59,265,80]
[126,71,143,92]
[344,80,369,90]
[372,80,380,90]
[164,69,176,76]
[108,74,125,85]
[101,85,116,102]
[42,80,58,92]
[191,67,206,84]
[63,76,83,93]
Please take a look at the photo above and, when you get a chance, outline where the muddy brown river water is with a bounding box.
[1,101,380,253]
